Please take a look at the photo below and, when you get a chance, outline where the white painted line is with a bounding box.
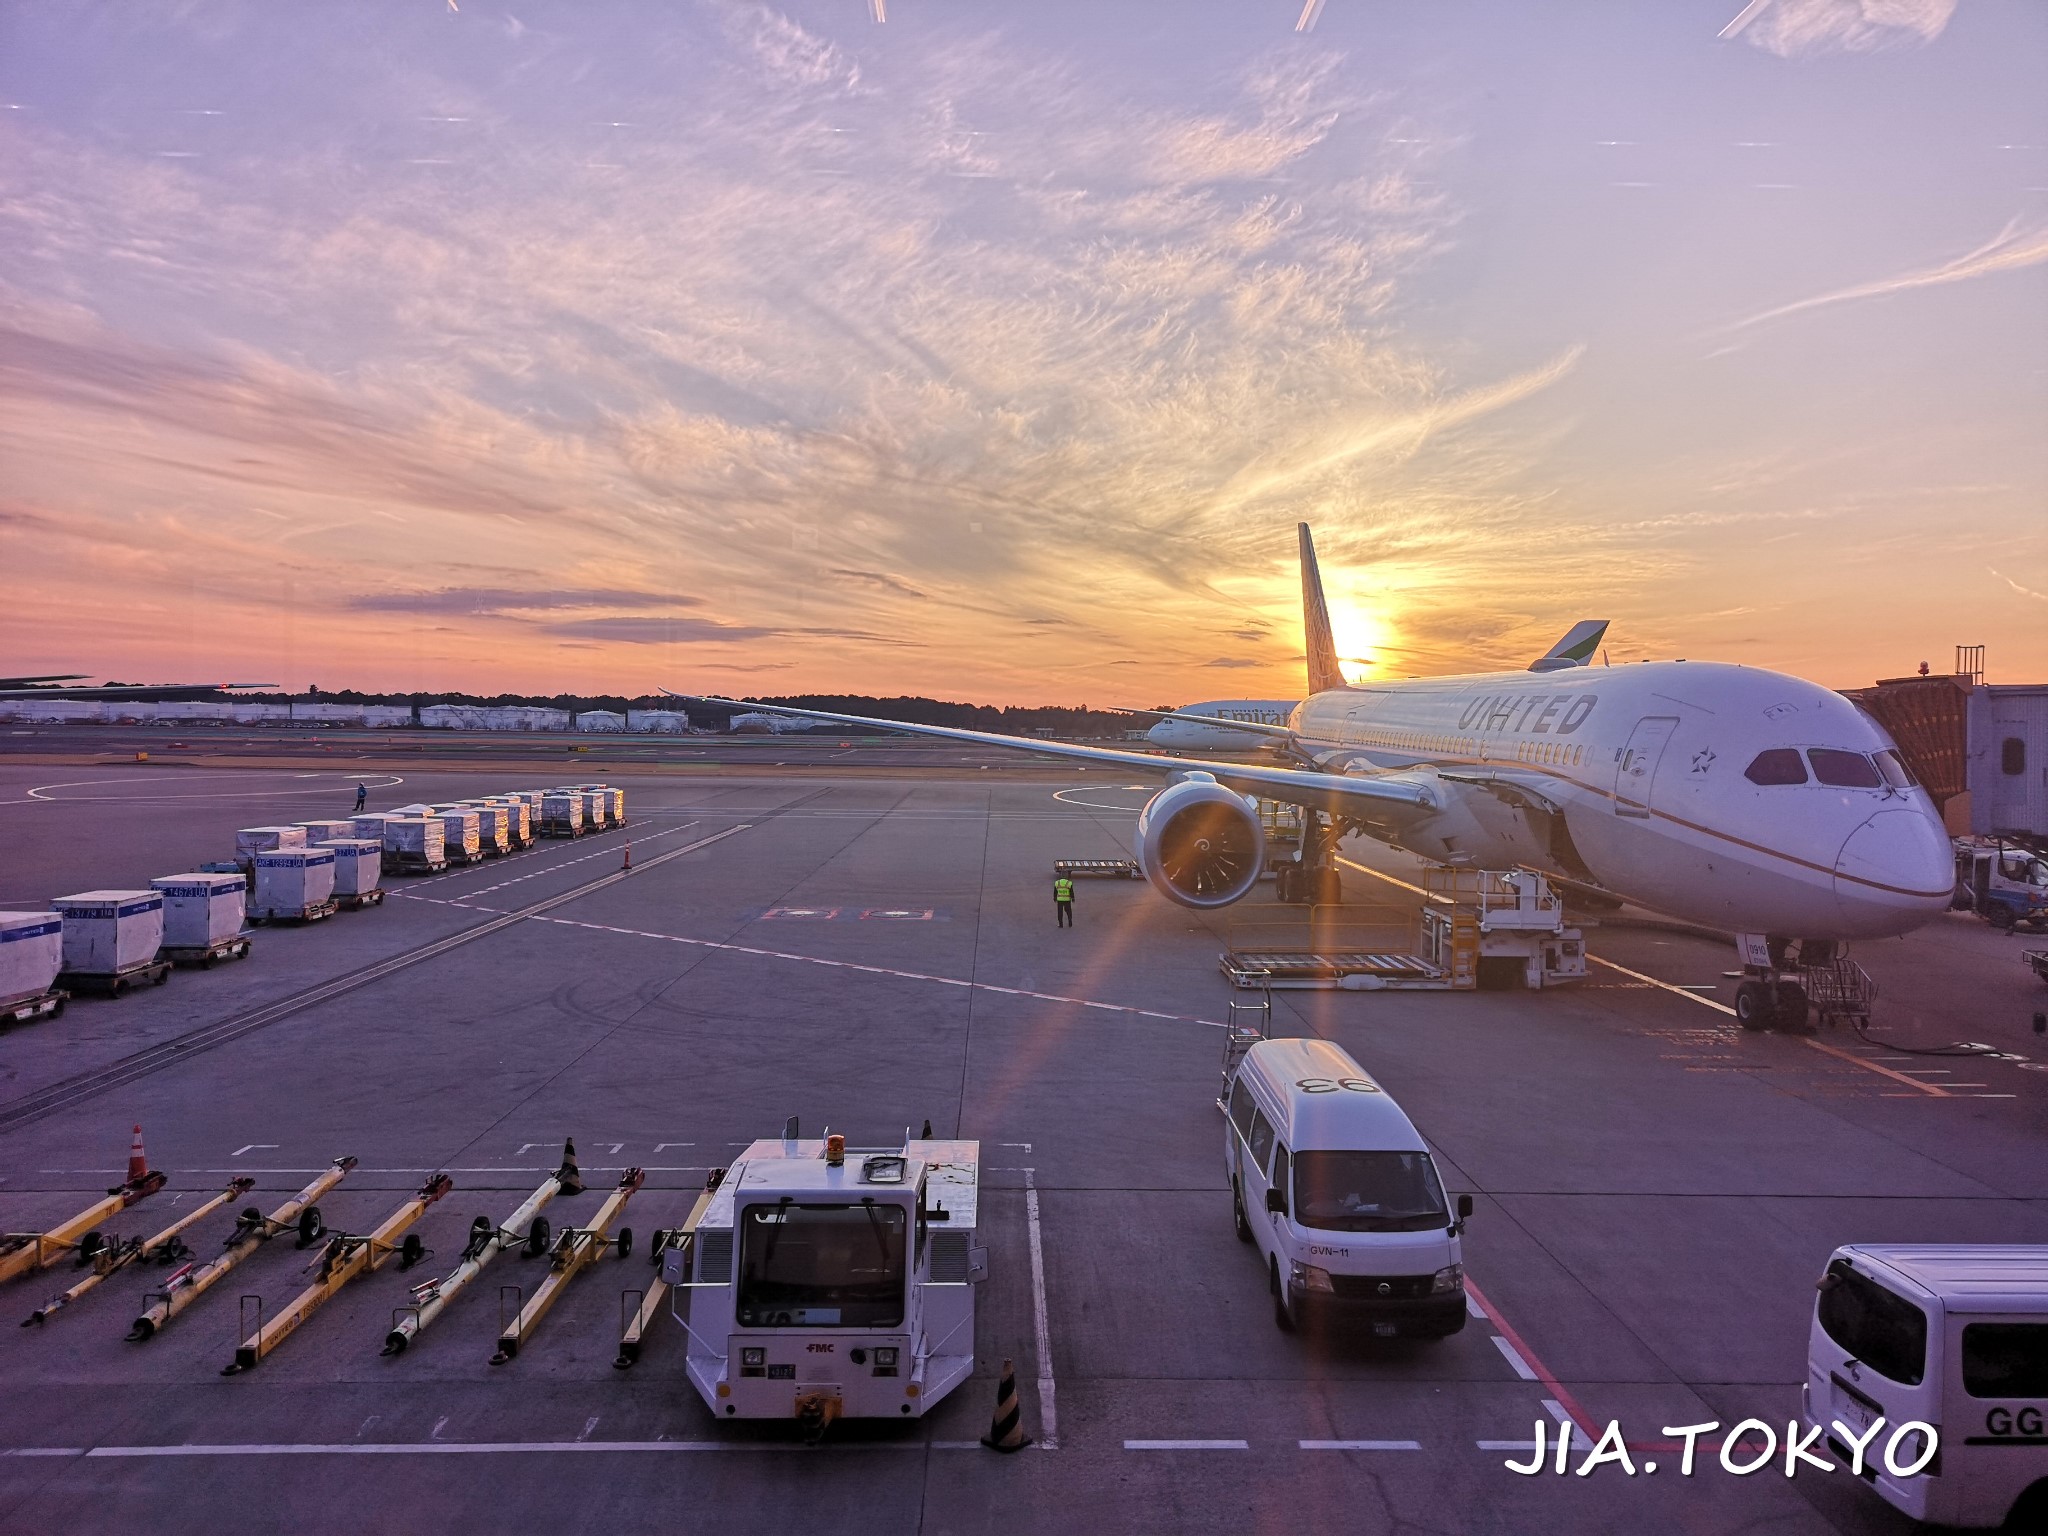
[1465,1293,1486,1319]
[1492,1335,1538,1381]
[1299,1440,1422,1451]
[230,1145,277,1157]
[1478,1440,1540,1452]
[1023,1168,1059,1451]
[1,1448,83,1458]
[1124,1440,1249,1451]
[1585,955,1737,1016]
[1542,1399,1590,1450]
[79,1442,927,1457]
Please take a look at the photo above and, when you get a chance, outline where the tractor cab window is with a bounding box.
[1744,749,1808,785]
[1808,749,1883,789]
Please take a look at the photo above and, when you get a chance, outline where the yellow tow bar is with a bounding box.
[492,1166,643,1363]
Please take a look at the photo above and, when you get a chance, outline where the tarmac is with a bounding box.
[1,742,2044,1535]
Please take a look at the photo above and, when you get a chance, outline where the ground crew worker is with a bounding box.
[1053,873,1075,928]
[353,782,368,812]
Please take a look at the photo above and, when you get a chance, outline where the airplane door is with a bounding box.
[1613,716,1679,817]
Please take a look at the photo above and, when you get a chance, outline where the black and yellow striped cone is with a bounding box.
[980,1356,1032,1452]
[557,1139,585,1197]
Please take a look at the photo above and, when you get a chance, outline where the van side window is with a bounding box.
[1246,1109,1276,1176]
[1961,1323,2048,1399]
[1273,1146,1290,1202]
[1227,1078,1257,1142]
[1816,1259,1927,1385]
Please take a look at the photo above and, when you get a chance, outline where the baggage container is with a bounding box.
[488,798,533,846]
[297,820,358,847]
[540,790,586,838]
[150,873,248,950]
[0,911,64,1012]
[53,891,169,993]
[317,839,385,908]
[383,817,447,873]
[439,808,483,864]
[468,804,511,856]
[250,847,338,923]
[351,813,394,841]
[235,826,306,860]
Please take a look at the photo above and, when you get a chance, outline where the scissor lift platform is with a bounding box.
[1053,858,1142,879]
[1222,949,1444,988]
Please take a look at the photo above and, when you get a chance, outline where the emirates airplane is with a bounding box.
[675,525,1953,1026]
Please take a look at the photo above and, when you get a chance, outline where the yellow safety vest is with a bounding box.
[1053,878,1075,901]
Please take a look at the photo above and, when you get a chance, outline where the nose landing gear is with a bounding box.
[1734,935,1838,1033]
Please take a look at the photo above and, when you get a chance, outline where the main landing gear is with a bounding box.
[1276,810,1343,906]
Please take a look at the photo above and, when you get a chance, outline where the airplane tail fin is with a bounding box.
[1528,619,1609,673]
[1298,523,1347,695]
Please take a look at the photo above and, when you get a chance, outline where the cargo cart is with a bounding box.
[2,989,66,1026]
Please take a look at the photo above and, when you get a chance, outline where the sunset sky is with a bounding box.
[2,0,2044,704]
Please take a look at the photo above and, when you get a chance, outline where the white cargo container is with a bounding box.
[250,847,338,922]
[488,798,533,846]
[236,826,306,861]
[438,808,483,864]
[52,891,166,982]
[466,804,511,856]
[383,817,447,873]
[606,787,626,827]
[150,873,248,957]
[351,813,394,841]
[540,790,585,838]
[297,820,358,847]
[317,839,385,907]
[675,1135,985,1432]
[0,912,64,1012]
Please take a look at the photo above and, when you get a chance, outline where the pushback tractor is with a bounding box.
[668,1128,984,1438]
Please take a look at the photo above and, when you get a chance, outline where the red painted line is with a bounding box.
[1461,1276,1602,1442]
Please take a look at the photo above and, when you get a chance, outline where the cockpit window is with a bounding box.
[1808,749,1883,789]
[1743,749,1808,786]
[1873,749,1918,790]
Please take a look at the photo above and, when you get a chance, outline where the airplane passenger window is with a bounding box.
[1873,749,1918,789]
[2003,737,2027,776]
[1808,749,1883,788]
[1743,749,1808,786]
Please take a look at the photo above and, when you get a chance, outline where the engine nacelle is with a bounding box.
[1135,776,1266,909]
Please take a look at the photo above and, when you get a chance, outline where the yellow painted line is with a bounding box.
[1801,1037,1951,1097]
[1339,857,1948,1097]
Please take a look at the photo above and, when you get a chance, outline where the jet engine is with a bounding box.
[1134,775,1266,909]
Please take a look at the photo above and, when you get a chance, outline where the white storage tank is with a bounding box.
[298,819,358,847]
[251,847,337,920]
[150,874,247,950]
[439,808,482,862]
[52,891,165,976]
[236,826,307,860]
[318,839,384,899]
[384,816,447,871]
[0,912,64,1008]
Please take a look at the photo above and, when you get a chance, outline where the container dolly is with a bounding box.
[162,934,253,969]
[57,957,171,999]
[1,989,66,1027]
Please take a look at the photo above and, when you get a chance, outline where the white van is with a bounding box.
[1223,1037,1469,1337]
[1801,1244,2048,1529]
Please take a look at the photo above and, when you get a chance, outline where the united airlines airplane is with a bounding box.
[673,524,1952,1027]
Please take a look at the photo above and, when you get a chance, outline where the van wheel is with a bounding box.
[1270,1260,1295,1334]
[1232,1182,1253,1245]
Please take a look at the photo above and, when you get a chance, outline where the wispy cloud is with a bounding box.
[350,588,704,615]
[1991,568,2048,604]
[1728,221,2048,329]
[1721,0,1957,58]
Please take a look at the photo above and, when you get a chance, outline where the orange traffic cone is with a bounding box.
[980,1357,1032,1452]
[622,842,632,871]
[126,1125,148,1185]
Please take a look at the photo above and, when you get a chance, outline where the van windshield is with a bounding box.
[1292,1151,1447,1232]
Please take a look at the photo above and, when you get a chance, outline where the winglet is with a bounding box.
[1528,620,1609,672]
[1298,524,1346,695]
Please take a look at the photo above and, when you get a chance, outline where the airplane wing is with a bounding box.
[670,694,1437,820]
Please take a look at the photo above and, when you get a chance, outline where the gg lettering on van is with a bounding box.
[1294,1077,1381,1094]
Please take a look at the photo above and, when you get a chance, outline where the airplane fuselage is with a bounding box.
[1289,660,1953,941]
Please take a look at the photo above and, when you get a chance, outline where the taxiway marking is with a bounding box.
[1024,1167,1059,1451]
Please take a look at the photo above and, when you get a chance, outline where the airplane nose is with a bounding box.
[1834,808,1953,925]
